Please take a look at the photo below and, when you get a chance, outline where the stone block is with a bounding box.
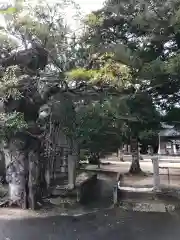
[75,172,97,204]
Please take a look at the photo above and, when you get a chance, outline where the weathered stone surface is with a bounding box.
[76,172,98,204]
[49,197,76,207]
[50,172,98,205]
[119,201,167,212]
[133,202,166,212]
[76,172,97,186]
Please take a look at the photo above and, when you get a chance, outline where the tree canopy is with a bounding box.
[81,0,180,112]
[0,0,178,165]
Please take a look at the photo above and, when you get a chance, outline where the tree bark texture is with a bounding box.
[0,44,48,71]
[0,150,6,182]
[129,136,142,174]
[28,150,39,209]
[5,142,27,208]
[4,135,44,209]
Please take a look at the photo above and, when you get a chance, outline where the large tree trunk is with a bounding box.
[3,135,44,209]
[5,140,28,208]
[28,150,39,209]
[0,150,6,183]
[129,136,142,174]
[27,138,47,209]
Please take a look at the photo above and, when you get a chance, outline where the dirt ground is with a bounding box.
[84,159,180,189]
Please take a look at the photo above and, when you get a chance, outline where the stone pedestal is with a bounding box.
[76,172,97,204]
[113,185,118,205]
[128,145,131,154]
[173,143,177,155]
[152,156,160,191]
[118,147,124,161]
[67,154,76,189]
[148,145,153,155]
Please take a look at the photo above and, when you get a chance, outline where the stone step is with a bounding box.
[118,186,180,203]
[118,187,156,201]
[114,184,180,213]
[119,199,178,212]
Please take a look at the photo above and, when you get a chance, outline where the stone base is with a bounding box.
[76,172,97,204]
[51,172,98,204]
[114,184,180,213]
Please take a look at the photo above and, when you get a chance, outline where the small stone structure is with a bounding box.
[158,123,180,155]
[113,171,180,213]
[76,172,97,204]
[51,172,98,205]
[152,156,160,191]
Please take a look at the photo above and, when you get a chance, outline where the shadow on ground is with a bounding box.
[2,208,180,240]
[1,173,180,239]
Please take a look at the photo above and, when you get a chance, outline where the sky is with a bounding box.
[0,0,105,47]
[75,0,104,12]
[0,0,105,30]
[65,0,105,30]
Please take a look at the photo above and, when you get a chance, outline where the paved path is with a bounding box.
[105,155,180,162]
[1,209,180,240]
[86,161,180,175]
[84,161,180,188]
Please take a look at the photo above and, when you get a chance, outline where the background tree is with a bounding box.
[67,3,163,173]
[67,49,161,173]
